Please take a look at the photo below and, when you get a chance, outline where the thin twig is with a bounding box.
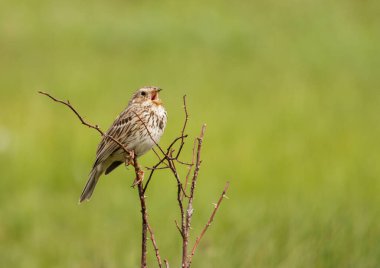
[189,125,206,200]
[38,91,104,135]
[145,166,170,171]
[187,181,230,266]
[143,157,167,194]
[152,148,169,168]
[175,220,184,238]
[147,223,163,268]
[38,91,130,155]
[143,136,188,195]
[170,158,188,194]
[182,138,197,198]
[164,259,170,268]
[174,95,189,159]
[176,160,193,166]
[166,135,188,152]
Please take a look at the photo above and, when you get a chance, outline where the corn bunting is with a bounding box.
[79,86,167,203]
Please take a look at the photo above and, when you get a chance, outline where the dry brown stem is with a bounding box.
[131,158,148,268]
[187,181,230,266]
[38,91,129,155]
[147,223,163,268]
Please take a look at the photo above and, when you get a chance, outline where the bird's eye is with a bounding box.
[141,91,146,96]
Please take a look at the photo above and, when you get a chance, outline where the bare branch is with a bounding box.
[176,160,193,166]
[131,157,149,268]
[187,181,230,266]
[182,138,197,199]
[175,220,184,238]
[189,125,206,199]
[152,148,169,168]
[132,158,164,268]
[38,91,130,156]
[145,166,170,171]
[38,91,104,135]
[174,95,189,158]
[147,223,163,268]
[166,135,188,151]
[143,157,167,194]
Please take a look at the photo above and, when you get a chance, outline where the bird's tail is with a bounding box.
[79,166,101,203]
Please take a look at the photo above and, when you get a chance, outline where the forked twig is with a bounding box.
[175,220,184,238]
[187,181,230,266]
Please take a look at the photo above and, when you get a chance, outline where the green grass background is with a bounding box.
[1,0,380,267]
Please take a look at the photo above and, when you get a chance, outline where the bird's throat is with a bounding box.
[152,99,162,106]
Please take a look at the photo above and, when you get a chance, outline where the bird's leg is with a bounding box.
[125,150,135,166]
[128,150,143,187]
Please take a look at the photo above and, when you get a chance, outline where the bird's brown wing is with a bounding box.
[93,105,139,167]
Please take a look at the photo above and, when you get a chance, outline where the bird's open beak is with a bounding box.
[151,88,162,105]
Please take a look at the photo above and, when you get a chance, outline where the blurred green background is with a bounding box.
[1,0,380,267]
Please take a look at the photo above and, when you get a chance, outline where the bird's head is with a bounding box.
[131,86,163,106]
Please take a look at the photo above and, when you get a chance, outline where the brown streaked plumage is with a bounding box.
[79,86,167,203]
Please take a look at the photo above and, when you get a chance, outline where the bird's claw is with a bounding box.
[125,150,135,166]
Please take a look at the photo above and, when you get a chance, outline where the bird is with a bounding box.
[79,86,167,203]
